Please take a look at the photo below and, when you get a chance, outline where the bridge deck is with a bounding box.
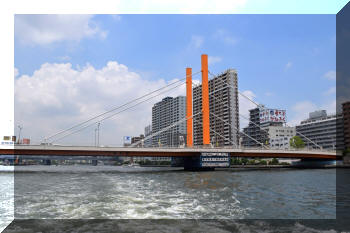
[0,145,339,160]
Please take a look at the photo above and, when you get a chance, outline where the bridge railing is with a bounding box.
[13,143,336,153]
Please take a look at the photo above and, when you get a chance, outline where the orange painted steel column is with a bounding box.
[186,67,193,147]
[186,68,193,147]
[201,54,210,145]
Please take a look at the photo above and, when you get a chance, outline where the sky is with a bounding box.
[13,14,338,145]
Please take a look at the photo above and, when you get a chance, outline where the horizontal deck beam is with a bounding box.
[0,145,339,160]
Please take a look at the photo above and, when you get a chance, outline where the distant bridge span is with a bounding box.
[0,145,340,160]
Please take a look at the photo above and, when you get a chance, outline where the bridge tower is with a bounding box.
[186,67,193,147]
[201,54,210,146]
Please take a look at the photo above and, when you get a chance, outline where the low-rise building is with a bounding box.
[131,134,144,147]
[296,110,344,150]
[265,126,296,149]
[242,106,287,148]
[144,124,152,147]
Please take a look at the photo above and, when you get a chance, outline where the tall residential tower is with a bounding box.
[192,69,239,147]
[151,96,186,147]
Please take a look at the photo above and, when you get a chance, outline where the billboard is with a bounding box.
[123,136,132,145]
[259,109,286,123]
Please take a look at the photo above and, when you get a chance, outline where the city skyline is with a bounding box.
[14,14,336,145]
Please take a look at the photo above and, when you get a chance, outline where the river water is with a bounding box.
[0,165,338,232]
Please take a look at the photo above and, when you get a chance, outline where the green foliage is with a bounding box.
[231,158,242,165]
[259,160,267,165]
[247,160,256,165]
[270,158,279,165]
[290,136,305,149]
[343,148,350,155]
[241,158,248,165]
[279,162,290,165]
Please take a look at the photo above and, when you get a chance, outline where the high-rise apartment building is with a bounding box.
[192,69,239,147]
[296,110,344,150]
[342,101,350,149]
[151,96,186,147]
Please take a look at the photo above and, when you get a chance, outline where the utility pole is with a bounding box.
[17,125,23,144]
[94,128,97,147]
[97,122,100,147]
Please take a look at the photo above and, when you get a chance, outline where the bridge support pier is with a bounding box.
[291,158,336,168]
[43,159,51,165]
[183,156,215,171]
[92,159,98,166]
[171,157,184,167]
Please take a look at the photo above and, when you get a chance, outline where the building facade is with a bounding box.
[296,110,344,150]
[193,69,239,147]
[266,126,296,149]
[242,106,287,148]
[242,106,268,147]
[144,124,152,147]
[343,101,350,149]
[151,96,186,147]
[131,134,144,147]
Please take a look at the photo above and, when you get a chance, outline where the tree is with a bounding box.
[241,158,248,165]
[270,158,279,165]
[290,136,305,149]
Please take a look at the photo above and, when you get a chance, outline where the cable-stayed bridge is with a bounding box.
[0,54,339,169]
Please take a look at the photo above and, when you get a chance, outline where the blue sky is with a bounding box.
[14,14,337,144]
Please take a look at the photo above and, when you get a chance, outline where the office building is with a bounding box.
[193,69,239,147]
[296,110,344,150]
[131,134,144,147]
[151,96,186,147]
[242,106,287,148]
[266,126,296,149]
[343,101,350,149]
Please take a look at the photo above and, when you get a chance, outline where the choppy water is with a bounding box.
[0,165,338,232]
[0,167,13,232]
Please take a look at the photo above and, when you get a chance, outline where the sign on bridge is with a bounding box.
[200,152,230,168]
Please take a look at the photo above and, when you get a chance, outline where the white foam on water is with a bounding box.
[0,170,14,232]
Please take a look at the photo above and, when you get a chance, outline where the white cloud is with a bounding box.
[15,15,107,45]
[239,90,257,128]
[288,101,317,126]
[324,70,336,80]
[15,61,188,145]
[288,99,336,126]
[208,56,222,65]
[323,86,336,96]
[264,92,273,97]
[14,68,19,77]
[214,29,237,45]
[285,61,293,69]
[189,35,204,49]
